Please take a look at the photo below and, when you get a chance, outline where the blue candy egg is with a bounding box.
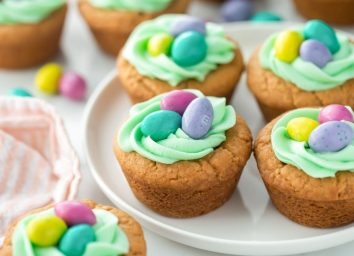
[171,31,208,67]
[251,11,283,22]
[8,88,32,97]
[221,0,253,22]
[300,39,332,68]
[170,17,206,37]
[59,224,96,256]
[304,20,340,54]
[182,98,214,139]
[141,110,182,141]
[309,121,353,153]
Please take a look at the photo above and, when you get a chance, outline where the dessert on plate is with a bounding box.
[247,19,354,122]
[114,89,252,218]
[0,0,67,69]
[118,14,244,103]
[0,200,146,256]
[79,0,190,56]
[255,104,354,228]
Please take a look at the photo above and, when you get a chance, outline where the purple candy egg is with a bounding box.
[60,72,87,101]
[221,0,253,22]
[300,39,332,68]
[318,104,353,123]
[309,121,353,153]
[55,201,96,226]
[161,90,197,115]
[170,17,206,37]
[182,98,214,139]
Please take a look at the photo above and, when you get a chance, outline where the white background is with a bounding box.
[0,0,353,255]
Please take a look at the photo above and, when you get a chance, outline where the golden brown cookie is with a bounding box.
[0,200,146,256]
[293,0,354,25]
[79,0,190,56]
[247,47,354,122]
[254,115,354,228]
[0,5,67,69]
[113,115,252,218]
[117,42,244,104]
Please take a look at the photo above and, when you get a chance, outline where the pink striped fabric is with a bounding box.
[0,97,81,243]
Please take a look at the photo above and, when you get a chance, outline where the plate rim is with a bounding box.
[82,24,354,255]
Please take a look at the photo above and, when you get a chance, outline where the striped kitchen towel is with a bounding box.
[0,97,81,242]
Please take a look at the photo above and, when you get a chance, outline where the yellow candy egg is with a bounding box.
[35,63,63,95]
[147,33,174,57]
[286,117,319,142]
[275,31,304,63]
[26,215,67,247]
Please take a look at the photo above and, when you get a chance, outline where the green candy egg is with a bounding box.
[141,110,182,141]
[8,88,32,97]
[26,216,67,247]
[251,11,283,22]
[59,224,96,256]
[147,33,173,57]
[171,31,208,67]
[304,20,340,54]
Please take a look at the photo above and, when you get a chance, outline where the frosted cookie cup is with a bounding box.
[254,105,354,228]
[79,0,190,56]
[0,0,67,69]
[118,15,244,103]
[113,90,252,217]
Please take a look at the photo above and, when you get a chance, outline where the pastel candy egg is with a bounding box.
[221,0,253,22]
[55,201,96,226]
[275,31,304,63]
[35,63,62,95]
[8,88,32,97]
[59,224,96,256]
[141,110,182,141]
[309,121,353,153]
[286,117,319,142]
[251,11,283,22]
[318,104,354,123]
[171,31,207,67]
[300,39,332,68]
[147,33,173,57]
[304,20,340,54]
[60,72,87,101]
[161,90,197,115]
[26,215,67,247]
[182,98,214,139]
[170,17,206,37]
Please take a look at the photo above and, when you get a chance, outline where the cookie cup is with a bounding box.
[0,5,67,69]
[0,200,146,256]
[293,0,354,25]
[254,116,354,228]
[118,43,244,104]
[79,0,190,56]
[114,115,252,218]
[247,47,354,122]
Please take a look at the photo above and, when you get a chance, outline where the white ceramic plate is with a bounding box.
[83,24,354,256]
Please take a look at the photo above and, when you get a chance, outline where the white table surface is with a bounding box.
[0,0,353,255]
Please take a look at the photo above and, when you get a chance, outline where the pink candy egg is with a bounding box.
[161,90,197,115]
[60,72,87,101]
[318,104,353,123]
[55,201,96,226]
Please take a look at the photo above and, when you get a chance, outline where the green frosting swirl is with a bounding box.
[271,108,354,178]
[122,14,236,86]
[0,0,65,25]
[89,0,172,12]
[260,30,354,91]
[118,90,236,164]
[12,208,129,256]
